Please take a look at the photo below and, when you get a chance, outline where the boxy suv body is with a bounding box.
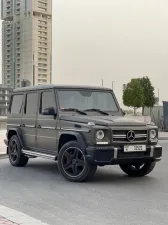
[4,85,162,182]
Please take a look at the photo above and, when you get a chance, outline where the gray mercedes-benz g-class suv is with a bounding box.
[4,85,162,182]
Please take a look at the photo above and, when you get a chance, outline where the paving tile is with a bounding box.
[0,216,19,225]
[0,206,48,225]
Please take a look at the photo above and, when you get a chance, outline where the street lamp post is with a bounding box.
[112,81,115,90]
[102,79,104,87]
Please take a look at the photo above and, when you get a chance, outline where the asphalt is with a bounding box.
[0,140,167,225]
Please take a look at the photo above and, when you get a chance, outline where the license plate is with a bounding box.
[124,145,146,152]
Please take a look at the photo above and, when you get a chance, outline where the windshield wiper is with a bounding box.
[61,108,87,115]
[84,108,109,115]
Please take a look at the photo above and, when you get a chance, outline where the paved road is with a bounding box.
[0,141,167,225]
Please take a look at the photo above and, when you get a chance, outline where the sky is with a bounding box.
[52,0,168,106]
[0,0,168,106]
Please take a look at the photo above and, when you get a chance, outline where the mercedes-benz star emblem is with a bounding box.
[127,130,135,142]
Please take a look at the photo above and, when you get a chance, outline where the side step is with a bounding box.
[22,149,56,160]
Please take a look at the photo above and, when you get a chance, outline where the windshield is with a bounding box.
[57,90,119,112]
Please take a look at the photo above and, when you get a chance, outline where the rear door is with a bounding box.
[21,91,38,149]
[36,89,58,155]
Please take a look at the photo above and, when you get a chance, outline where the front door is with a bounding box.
[36,89,58,155]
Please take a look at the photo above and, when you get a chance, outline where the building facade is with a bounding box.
[0,85,13,115]
[1,0,52,88]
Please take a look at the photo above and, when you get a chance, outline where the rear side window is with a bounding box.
[10,94,23,114]
[25,92,38,114]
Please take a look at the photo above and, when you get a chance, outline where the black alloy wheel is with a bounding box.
[61,147,85,177]
[119,161,156,177]
[58,141,97,182]
[9,139,18,164]
[8,135,29,167]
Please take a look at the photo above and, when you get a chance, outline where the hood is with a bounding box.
[60,115,147,126]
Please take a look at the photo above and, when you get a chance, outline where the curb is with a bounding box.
[159,137,168,140]
[0,205,48,225]
[0,153,7,159]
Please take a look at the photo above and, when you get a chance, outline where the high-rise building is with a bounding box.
[1,0,52,88]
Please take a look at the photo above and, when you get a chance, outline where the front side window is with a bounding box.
[25,92,38,114]
[10,94,23,114]
[40,91,55,113]
[58,90,118,112]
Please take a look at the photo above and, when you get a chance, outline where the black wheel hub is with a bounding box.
[9,140,18,163]
[72,159,77,164]
[61,147,85,177]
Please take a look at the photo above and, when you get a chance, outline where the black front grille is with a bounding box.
[94,150,114,162]
[112,129,148,143]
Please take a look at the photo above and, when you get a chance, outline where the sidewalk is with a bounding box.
[159,132,168,140]
[0,205,48,225]
[0,146,6,158]
[0,130,6,158]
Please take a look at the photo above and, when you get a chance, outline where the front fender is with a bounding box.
[7,128,24,148]
[57,131,87,152]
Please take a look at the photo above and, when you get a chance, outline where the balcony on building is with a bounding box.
[6,60,11,65]
[38,26,47,32]
[38,2,47,8]
[38,43,47,48]
[38,0,48,3]
[16,3,20,8]
[6,35,11,40]
[38,20,48,27]
[6,11,12,17]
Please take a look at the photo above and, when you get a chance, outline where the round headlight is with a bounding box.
[150,129,157,139]
[96,130,105,140]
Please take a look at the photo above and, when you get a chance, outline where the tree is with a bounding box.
[123,79,144,115]
[139,77,156,115]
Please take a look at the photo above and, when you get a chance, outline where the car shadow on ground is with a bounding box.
[1,158,158,186]
[22,159,158,185]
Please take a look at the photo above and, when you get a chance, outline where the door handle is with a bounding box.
[37,125,41,128]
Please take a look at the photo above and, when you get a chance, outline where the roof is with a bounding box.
[13,84,112,92]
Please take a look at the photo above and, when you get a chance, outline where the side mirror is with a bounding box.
[42,107,56,116]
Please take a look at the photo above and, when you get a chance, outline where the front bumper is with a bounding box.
[85,145,162,165]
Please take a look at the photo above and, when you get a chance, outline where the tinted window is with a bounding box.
[40,91,55,113]
[25,92,38,114]
[10,94,23,114]
[58,90,118,112]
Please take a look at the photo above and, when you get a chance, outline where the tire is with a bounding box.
[58,141,97,182]
[8,135,29,167]
[86,164,97,181]
[119,161,156,177]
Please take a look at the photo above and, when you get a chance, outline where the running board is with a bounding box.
[22,149,56,160]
